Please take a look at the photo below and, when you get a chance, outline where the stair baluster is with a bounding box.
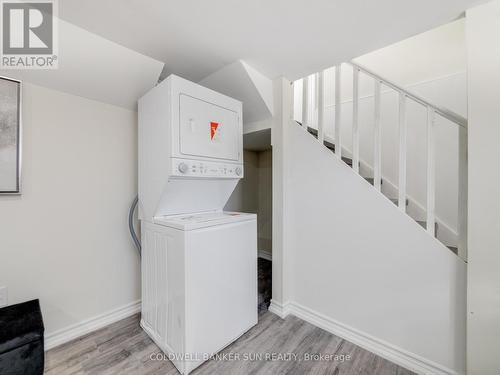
[398,93,407,212]
[426,108,436,237]
[373,80,382,192]
[317,71,325,144]
[302,75,309,130]
[334,65,342,160]
[352,67,360,173]
[294,61,468,260]
[458,126,468,260]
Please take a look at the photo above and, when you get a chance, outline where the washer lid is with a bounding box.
[153,211,256,230]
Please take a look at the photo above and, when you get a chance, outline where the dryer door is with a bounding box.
[179,94,240,161]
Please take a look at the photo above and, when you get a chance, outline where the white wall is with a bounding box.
[293,19,466,246]
[270,78,293,306]
[0,83,140,338]
[466,2,500,374]
[283,122,466,374]
[354,19,466,91]
[257,150,272,252]
[225,150,259,214]
[293,19,466,112]
[225,149,273,254]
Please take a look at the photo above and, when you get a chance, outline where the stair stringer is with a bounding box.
[306,125,458,247]
[282,122,466,375]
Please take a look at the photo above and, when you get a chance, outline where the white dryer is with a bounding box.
[138,75,257,374]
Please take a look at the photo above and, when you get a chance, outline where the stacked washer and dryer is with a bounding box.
[138,75,257,374]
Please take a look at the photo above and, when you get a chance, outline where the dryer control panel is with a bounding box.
[172,158,243,178]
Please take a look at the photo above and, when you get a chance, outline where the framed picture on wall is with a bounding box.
[0,76,21,194]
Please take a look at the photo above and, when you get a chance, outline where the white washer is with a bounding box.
[141,212,257,374]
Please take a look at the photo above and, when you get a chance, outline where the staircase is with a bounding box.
[294,62,466,259]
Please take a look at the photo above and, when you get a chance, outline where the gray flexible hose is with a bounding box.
[129,195,141,255]
[130,68,164,256]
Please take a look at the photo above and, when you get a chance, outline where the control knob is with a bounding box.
[235,167,242,176]
[178,162,189,174]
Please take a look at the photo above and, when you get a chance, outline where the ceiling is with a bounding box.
[1,19,163,110]
[200,61,274,124]
[58,0,482,82]
[244,129,271,152]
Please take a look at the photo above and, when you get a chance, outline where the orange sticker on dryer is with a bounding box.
[210,122,219,140]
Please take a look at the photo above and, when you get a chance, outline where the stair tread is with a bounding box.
[364,177,383,186]
[342,157,353,166]
[323,139,336,150]
[305,126,355,166]
[417,220,439,232]
[389,198,409,206]
[416,220,426,228]
[307,126,318,136]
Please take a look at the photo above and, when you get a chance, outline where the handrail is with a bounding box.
[349,62,468,129]
[296,62,468,260]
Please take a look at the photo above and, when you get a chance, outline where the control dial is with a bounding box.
[235,167,242,176]
[178,162,189,174]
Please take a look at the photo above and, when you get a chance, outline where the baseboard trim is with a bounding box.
[284,302,460,375]
[45,300,141,351]
[258,250,272,261]
[43,298,459,374]
[268,299,291,319]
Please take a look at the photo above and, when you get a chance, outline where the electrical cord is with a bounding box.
[128,195,141,255]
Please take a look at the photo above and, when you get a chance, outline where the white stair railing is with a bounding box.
[373,79,382,192]
[334,66,342,160]
[295,62,468,261]
[317,71,325,144]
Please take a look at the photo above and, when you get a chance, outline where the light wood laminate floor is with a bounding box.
[45,311,415,375]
